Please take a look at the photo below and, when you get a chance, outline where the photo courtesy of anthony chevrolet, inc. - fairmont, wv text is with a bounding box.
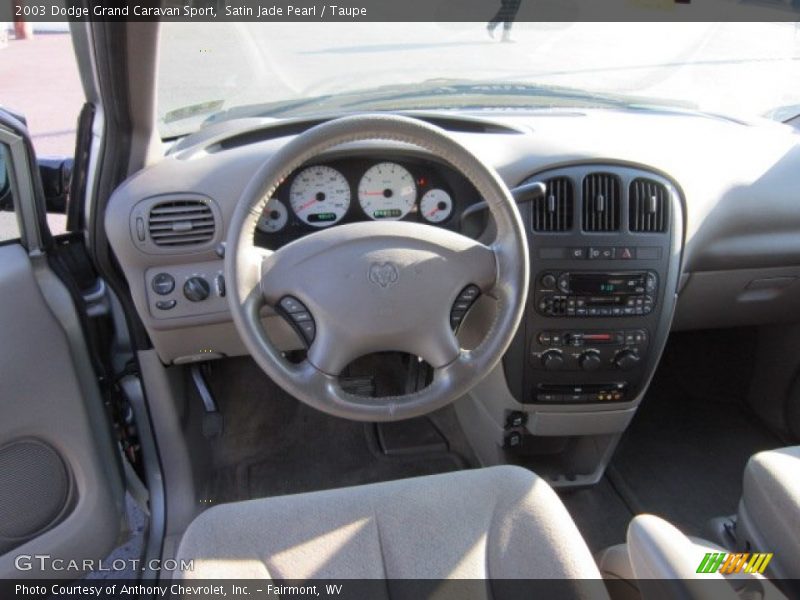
[1,0,800,599]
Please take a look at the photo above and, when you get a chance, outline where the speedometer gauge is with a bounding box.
[256,198,288,233]
[358,162,416,220]
[289,166,351,227]
[420,189,453,223]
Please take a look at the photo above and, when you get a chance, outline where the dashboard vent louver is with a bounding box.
[532,177,574,232]
[147,199,216,247]
[582,173,621,232]
[629,178,669,233]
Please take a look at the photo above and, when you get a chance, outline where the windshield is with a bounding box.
[157,22,800,138]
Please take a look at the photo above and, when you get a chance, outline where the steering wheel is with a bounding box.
[225,114,529,421]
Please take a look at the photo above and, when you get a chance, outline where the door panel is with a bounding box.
[0,117,124,578]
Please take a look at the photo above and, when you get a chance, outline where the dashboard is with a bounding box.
[105,108,800,370]
[103,107,800,485]
[251,156,486,250]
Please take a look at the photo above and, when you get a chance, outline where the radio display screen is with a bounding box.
[570,274,644,295]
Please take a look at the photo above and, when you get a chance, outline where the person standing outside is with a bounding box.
[487,0,522,43]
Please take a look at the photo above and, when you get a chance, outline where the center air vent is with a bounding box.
[532,177,574,232]
[148,199,216,247]
[582,173,620,232]
[629,178,669,233]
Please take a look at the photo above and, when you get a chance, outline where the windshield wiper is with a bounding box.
[163,99,225,125]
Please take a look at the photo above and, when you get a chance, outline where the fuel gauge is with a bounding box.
[257,198,289,233]
[420,189,453,224]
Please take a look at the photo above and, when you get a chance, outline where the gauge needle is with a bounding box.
[427,208,439,217]
[361,191,385,196]
[298,197,319,212]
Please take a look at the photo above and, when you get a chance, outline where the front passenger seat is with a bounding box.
[176,466,606,595]
[736,445,800,582]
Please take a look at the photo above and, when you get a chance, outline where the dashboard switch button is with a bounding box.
[215,274,226,298]
[152,272,175,296]
[155,299,177,311]
[279,296,305,314]
[183,277,211,302]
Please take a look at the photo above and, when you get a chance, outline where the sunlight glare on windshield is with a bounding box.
[157,22,800,137]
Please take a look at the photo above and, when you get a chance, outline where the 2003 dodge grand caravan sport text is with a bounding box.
[1,9,800,600]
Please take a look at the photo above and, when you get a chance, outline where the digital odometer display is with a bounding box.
[308,212,337,223]
[373,209,402,219]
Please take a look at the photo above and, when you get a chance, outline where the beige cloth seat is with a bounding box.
[598,516,786,600]
[737,445,800,581]
[598,446,800,600]
[176,465,604,592]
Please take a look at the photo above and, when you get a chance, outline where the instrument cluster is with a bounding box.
[254,156,481,248]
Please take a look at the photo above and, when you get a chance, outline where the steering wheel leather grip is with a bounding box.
[225,114,529,421]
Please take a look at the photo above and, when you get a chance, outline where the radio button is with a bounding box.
[569,248,587,259]
[541,273,557,289]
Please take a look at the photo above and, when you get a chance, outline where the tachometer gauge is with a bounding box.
[289,166,351,227]
[420,189,453,223]
[358,162,417,220]
[256,198,288,233]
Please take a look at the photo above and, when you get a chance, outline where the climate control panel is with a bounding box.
[531,329,648,373]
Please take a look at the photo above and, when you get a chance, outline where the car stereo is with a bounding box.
[536,271,658,317]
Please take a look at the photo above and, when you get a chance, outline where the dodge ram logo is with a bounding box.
[368,262,399,288]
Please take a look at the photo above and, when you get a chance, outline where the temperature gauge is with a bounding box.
[420,189,453,223]
[257,198,289,233]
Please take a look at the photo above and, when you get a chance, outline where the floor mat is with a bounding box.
[608,331,782,537]
[202,357,468,504]
[558,477,633,553]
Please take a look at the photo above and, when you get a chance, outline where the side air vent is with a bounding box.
[148,199,216,247]
[532,177,574,232]
[582,173,621,232]
[629,178,669,233]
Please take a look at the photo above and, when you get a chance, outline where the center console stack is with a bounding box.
[456,164,684,487]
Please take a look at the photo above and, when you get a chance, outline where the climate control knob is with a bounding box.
[183,276,210,302]
[579,350,602,372]
[541,350,565,371]
[614,349,641,371]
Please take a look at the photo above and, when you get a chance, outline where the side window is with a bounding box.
[0,145,20,243]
